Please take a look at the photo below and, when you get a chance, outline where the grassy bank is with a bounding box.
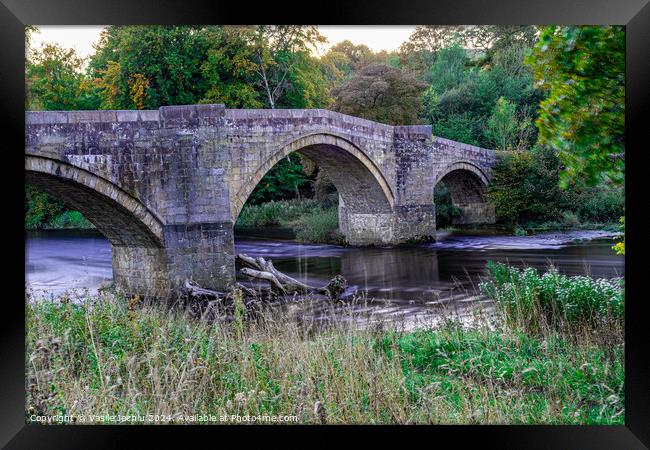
[236,198,342,244]
[26,264,624,425]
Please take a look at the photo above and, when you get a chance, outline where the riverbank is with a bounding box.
[235,198,621,245]
[26,264,624,425]
[236,198,343,244]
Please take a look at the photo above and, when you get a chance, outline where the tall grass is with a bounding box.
[479,262,624,335]
[236,199,320,228]
[26,284,624,425]
[236,199,342,244]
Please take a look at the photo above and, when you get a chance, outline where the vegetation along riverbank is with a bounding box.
[27,262,624,425]
[25,26,624,242]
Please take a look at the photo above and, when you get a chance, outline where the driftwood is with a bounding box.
[237,253,347,299]
[184,280,256,299]
[183,254,348,301]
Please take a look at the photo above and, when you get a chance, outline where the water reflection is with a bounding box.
[25,228,624,325]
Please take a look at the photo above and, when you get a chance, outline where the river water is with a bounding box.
[25,228,624,327]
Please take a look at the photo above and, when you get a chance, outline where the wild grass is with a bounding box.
[479,262,624,335]
[235,199,320,228]
[26,268,624,424]
[235,199,342,244]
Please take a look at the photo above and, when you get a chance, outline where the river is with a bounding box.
[25,228,624,327]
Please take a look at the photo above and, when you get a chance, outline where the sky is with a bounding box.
[29,25,418,59]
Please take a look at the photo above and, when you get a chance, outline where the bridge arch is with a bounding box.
[434,161,494,225]
[25,156,164,247]
[232,133,394,221]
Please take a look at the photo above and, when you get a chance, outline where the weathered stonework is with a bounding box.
[25,105,497,297]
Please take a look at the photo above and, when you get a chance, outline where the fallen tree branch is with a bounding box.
[184,280,227,298]
[184,254,348,302]
[237,253,347,299]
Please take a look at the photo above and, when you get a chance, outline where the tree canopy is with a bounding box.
[25,25,625,233]
[525,26,625,186]
[331,63,427,125]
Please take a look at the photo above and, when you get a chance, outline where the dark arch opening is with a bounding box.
[434,166,494,227]
[233,134,394,221]
[25,158,164,248]
[233,135,395,245]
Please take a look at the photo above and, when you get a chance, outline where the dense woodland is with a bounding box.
[25,25,624,237]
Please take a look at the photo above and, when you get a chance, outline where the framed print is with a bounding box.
[1,0,648,447]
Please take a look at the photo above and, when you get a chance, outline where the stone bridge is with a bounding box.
[25,104,496,297]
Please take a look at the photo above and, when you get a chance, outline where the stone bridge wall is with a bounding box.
[25,104,497,297]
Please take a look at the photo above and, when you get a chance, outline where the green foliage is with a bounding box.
[236,198,321,228]
[487,150,535,224]
[487,146,623,227]
[422,36,540,149]
[246,154,313,205]
[25,185,66,229]
[26,43,101,111]
[613,216,625,255]
[389,326,623,424]
[199,28,264,108]
[25,185,95,230]
[332,64,427,125]
[46,211,95,229]
[236,198,341,244]
[480,262,624,331]
[486,97,518,150]
[287,206,341,244]
[526,26,625,187]
[89,26,213,109]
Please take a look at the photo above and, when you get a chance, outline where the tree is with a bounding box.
[331,64,427,125]
[247,154,313,204]
[326,40,378,74]
[525,26,624,187]
[226,26,326,109]
[200,27,264,108]
[486,97,518,150]
[26,43,100,111]
[399,26,469,73]
[89,26,213,109]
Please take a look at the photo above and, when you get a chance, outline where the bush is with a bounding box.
[576,186,624,223]
[480,262,624,332]
[25,185,66,229]
[433,182,461,228]
[488,146,623,228]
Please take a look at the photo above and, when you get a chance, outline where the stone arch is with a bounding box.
[25,156,164,247]
[434,161,494,225]
[232,133,394,220]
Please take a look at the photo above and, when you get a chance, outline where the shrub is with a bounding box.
[576,186,624,223]
[488,146,623,228]
[434,182,461,228]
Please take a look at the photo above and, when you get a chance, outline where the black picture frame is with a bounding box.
[1,0,648,447]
